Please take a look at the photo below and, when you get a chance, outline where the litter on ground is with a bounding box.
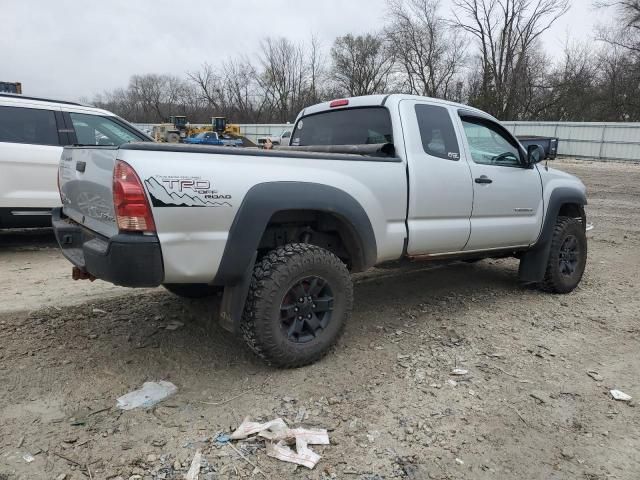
[184,450,202,480]
[610,389,632,402]
[229,417,329,469]
[116,381,178,410]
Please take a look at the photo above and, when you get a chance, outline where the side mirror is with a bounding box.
[527,144,546,165]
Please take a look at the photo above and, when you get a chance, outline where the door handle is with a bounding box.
[475,175,492,184]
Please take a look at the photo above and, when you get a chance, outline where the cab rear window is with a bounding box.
[292,107,392,146]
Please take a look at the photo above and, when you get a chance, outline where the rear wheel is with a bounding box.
[541,216,587,293]
[241,243,353,368]
[163,284,220,299]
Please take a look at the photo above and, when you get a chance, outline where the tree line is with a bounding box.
[92,0,640,124]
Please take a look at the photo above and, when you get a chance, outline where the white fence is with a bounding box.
[503,121,640,162]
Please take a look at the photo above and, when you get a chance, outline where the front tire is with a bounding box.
[541,216,587,293]
[241,243,353,368]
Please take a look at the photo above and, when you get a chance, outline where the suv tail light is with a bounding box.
[113,160,156,233]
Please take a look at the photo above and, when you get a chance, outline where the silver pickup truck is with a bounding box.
[53,94,588,367]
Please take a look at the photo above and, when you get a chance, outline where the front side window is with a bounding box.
[69,113,145,146]
[0,106,59,145]
[415,104,460,160]
[461,117,523,167]
[292,107,393,146]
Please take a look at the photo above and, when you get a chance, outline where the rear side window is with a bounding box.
[69,113,145,146]
[415,104,460,160]
[292,107,392,146]
[0,106,59,145]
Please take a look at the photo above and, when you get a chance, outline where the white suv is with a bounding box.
[0,94,150,229]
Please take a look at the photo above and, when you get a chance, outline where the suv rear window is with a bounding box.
[0,106,59,145]
[292,107,392,146]
[69,113,146,146]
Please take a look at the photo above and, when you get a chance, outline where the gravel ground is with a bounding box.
[0,158,639,480]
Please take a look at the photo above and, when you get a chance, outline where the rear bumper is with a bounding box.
[51,208,164,287]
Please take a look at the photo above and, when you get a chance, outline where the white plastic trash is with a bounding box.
[116,381,177,410]
[610,389,632,402]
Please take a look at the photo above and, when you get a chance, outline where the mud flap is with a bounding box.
[518,242,552,283]
[218,252,257,334]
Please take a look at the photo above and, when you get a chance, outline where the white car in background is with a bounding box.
[0,93,151,228]
[257,129,291,146]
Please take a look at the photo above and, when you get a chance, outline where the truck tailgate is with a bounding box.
[58,146,119,238]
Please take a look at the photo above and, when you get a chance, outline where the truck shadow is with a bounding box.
[0,228,56,251]
[105,259,523,370]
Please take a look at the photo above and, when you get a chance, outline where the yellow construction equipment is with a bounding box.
[153,116,242,143]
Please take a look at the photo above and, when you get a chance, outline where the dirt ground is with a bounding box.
[1,158,639,480]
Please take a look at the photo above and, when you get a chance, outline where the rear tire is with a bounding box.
[241,243,353,368]
[541,216,587,293]
[163,284,220,299]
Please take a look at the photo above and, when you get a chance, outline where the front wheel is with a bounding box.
[541,216,587,293]
[241,243,353,368]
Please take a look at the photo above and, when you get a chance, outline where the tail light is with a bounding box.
[113,160,156,233]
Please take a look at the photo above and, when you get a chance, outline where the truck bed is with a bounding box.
[120,142,399,161]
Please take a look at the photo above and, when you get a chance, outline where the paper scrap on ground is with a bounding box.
[610,389,632,402]
[184,450,202,480]
[116,381,178,410]
[230,417,329,469]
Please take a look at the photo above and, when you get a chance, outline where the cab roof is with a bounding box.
[298,94,497,123]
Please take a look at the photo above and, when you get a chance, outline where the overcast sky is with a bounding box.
[2,0,607,102]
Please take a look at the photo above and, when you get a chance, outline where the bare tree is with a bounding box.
[386,0,466,99]
[257,37,310,122]
[187,63,225,110]
[307,35,327,105]
[330,33,396,96]
[452,0,569,119]
[221,58,264,122]
[596,1,640,53]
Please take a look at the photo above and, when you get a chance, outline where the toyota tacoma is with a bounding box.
[53,94,588,367]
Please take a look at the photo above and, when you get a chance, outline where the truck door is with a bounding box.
[457,114,543,251]
[401,100,474,254]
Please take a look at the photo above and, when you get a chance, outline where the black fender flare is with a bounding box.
[215,181,377,334]
[214,182,377,286]
[518,186,587,283]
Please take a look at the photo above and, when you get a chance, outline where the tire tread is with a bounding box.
[241,243,353,368]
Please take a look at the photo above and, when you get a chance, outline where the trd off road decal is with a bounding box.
[144,176,232,208]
